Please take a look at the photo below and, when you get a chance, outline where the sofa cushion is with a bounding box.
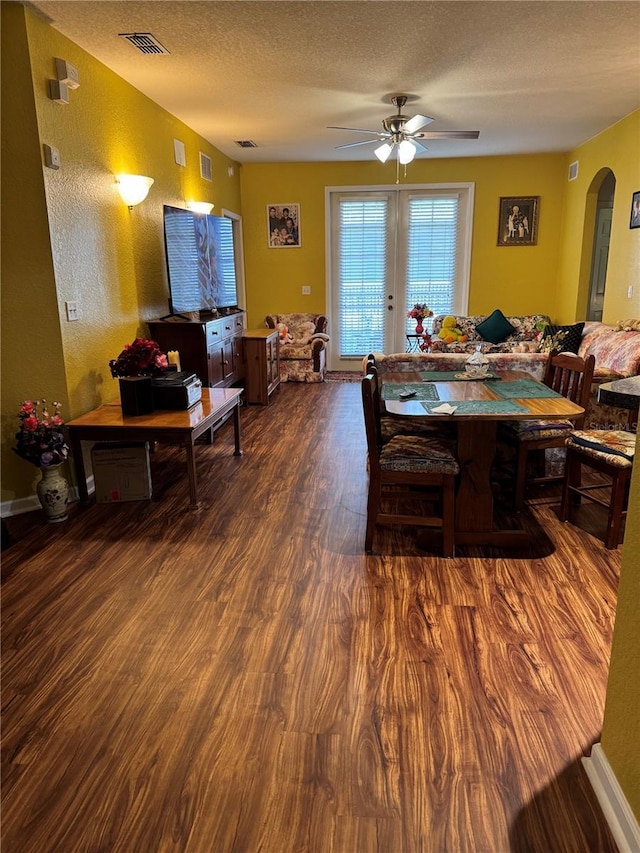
[540,322,584,354]
[578,324,640,377]
[476,309,517,344]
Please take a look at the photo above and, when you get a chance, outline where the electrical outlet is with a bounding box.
[628,285,634,299]
[65,301,79,321]
[302,285,311,295]
[43,144,61,169]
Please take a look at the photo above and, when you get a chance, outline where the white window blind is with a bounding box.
[338,198,388,357]
[328,183,473,368]
[404,195,459,335]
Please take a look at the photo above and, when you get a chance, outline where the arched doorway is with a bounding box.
[586,170,615,321]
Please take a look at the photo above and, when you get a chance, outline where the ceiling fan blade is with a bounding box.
[327,126,384,135]
[414,130,480,139]
[334,138,380,149]
[414,139,429,152]
[403,113,434,134]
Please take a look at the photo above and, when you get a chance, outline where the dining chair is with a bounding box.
[499,349,596,510]
[559,429,635,548]
[361,372,459,556]
[365,354,454,444]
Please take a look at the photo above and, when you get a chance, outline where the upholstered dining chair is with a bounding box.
[365,354,454,445]
[361,372,459,557]
[499,349,595,510]
[559,429,635,548]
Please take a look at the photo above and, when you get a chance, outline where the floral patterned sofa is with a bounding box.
[265,313,330,382]
[578,321,640,429]
[366,350,549,381]
[430,313,551,353]
[367,318,640,430]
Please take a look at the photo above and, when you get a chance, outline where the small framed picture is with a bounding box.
[267,203,301,247]
[497,196,539,246]
[630,191,640,229]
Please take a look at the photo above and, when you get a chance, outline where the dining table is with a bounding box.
[381,369,586,547]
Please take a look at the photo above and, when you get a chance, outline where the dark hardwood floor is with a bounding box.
[1,380,621,852]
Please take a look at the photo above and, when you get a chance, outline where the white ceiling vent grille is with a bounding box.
[118,33,170,55]
[200,152,213,182]
[568,161,579,181]
[235,140,258,148]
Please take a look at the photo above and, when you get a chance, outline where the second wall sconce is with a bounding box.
[187,201,214,214]
[116,174,154,209]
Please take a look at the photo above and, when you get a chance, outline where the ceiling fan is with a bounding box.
[328,94,479,164]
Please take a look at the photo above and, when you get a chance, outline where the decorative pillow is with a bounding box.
[476,309,517,344]
[540,322,585,354]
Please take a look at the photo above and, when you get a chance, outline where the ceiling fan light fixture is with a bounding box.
[374,142,393,163]
[398,139,417,165]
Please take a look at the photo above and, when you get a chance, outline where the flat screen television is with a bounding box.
[163,205,238,314]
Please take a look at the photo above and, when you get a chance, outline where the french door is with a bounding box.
[326,184,473,371]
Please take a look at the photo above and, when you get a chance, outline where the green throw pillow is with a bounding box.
[540,322,585,354]
[476,309,517,344]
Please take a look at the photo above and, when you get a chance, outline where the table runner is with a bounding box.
[421,400,529,415]
[418,370,499,382]
[491,379,562,399]
[382,383,439,401]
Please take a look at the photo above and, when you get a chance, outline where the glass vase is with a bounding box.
[415,319,424,334]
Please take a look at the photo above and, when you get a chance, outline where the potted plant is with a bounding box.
[109,338,168,416]
[13,399,70,522]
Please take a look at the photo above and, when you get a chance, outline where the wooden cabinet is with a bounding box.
[148,312,245,389]
[243,330,280,405]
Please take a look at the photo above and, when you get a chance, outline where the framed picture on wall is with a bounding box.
[630,191,640,229]
[497,196,539,246]
[267,203,301,247]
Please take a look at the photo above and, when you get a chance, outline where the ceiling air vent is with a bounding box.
[118,33,170,55]
[234,140,258,148]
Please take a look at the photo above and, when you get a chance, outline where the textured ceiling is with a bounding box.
[26,0,640,163]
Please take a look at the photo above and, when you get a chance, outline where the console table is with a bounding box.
[67,388,243,509]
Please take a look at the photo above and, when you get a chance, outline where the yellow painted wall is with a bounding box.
[240,155,567,329]
[0,3,69,503]
[601,430,640,822]
[1,4,241,504]
[556,111,640,323]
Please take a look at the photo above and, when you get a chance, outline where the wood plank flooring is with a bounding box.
[1,380,621,852]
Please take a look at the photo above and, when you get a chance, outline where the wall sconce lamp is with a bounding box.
[187,201,214,214]
[116,174,154,209]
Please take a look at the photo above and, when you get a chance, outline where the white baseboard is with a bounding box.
[582,742,640,853]
[1,478,93,519]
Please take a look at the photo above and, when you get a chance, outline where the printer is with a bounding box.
[151,371,202,410]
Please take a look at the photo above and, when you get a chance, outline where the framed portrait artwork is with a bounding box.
[497,196,539,246]
[267,203,301,247]
[630,191,640,229]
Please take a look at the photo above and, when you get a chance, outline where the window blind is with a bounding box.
[404,196,459,334]
[338,198,388,357]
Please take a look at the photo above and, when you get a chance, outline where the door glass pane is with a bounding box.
[338,198,388,357]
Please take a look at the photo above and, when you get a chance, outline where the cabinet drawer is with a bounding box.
[206,319,225,345]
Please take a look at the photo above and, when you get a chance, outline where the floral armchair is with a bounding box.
[265,313,330,382]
